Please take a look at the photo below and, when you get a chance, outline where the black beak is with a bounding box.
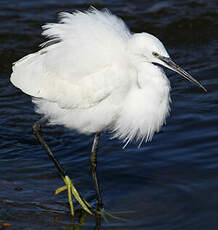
[158,55,207,92]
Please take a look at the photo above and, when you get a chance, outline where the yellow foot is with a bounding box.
[55,175,93,216]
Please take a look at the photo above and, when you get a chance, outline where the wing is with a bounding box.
[11,50,130,109]
[11,8,132,108]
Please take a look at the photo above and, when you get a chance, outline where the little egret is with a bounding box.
[10,8,206,216]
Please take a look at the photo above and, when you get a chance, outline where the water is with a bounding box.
[0,0,218,229]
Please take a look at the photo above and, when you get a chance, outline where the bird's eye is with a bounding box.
[152,52,159,57]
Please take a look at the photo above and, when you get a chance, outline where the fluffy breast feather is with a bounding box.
[113,63,171,145]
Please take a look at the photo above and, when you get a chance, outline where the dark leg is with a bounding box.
[33,118,66,179]
[90,133,103,211]
[32,118,92,216]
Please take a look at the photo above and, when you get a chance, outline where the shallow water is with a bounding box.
[1,0,218,229]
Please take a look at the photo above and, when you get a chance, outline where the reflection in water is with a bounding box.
[1,199,102,230]
[93,215,101,230]
[57,211,102,230]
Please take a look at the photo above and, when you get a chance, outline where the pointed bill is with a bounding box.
[158,55,207,92]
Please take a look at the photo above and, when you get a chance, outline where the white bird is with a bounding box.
[10,7,206,216]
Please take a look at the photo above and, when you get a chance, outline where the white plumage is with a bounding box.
[10,8,207,217]
[11,8,173,144]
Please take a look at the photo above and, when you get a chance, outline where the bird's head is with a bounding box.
[128,33,207,92]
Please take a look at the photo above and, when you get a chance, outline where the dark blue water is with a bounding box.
[1,0,218,229]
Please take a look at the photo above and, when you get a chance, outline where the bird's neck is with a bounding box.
[135,62,168,88]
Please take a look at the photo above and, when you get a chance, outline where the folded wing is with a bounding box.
[11,50,130,109]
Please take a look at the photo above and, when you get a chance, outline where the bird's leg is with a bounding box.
[90,133,103,213]
[32,118,93,216]
[33,118,66,177]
